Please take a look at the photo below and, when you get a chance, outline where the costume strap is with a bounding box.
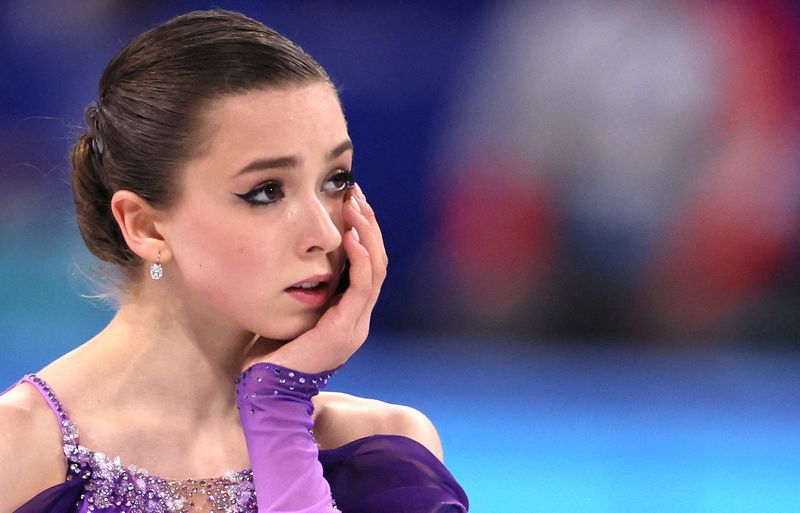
[18,374,79,446]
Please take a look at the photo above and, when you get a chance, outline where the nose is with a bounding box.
[294,193,343,256]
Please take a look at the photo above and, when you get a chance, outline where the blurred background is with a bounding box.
[1,0,799,511]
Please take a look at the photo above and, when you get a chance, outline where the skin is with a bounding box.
[0,83,442,510]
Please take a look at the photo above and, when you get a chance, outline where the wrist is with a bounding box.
[236,362,339,412]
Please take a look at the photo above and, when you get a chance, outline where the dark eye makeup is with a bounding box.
[235,169,356,206]
[323,169,356,194]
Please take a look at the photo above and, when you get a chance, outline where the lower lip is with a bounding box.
[285,286,329,307]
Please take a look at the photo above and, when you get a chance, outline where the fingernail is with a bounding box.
[354,183,366,200]
[350,195,361,213]
[350,227,360,242]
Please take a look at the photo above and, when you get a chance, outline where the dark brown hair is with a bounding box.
[71,9,331,275]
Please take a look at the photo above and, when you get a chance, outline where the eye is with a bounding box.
[322,169,356,194]
[234,181,284,206]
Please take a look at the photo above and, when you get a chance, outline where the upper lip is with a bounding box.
[287,273,333,289]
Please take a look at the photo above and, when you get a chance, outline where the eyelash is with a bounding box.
[235,169,356,206]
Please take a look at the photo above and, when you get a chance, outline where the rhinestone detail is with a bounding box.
[235,363,334,414]
[26,374,257,513]
[64,443,256,513]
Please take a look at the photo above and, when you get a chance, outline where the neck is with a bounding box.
[72,282,257,426]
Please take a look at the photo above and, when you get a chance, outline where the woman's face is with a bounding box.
[159,83,351,340]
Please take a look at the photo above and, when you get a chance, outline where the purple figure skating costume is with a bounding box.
[4,363,468,513]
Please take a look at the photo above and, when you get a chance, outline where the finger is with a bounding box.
[354,184,388,268]
[343,192,386,338]
[319,225,372,334]
[351,184,387,267]
[343,202,386,336]
[344,195,387,293]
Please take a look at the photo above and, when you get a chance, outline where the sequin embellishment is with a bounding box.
[26,375,257,513]
[64,443,256,512]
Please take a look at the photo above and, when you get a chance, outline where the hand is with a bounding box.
[241,184,388,374]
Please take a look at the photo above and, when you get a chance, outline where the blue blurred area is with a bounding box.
[2,1,800,511]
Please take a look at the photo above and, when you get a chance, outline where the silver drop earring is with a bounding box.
[149,251,164,280]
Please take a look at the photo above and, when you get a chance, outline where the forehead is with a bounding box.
[193,82,348,163]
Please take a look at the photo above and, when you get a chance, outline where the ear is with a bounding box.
[110,190,170,263]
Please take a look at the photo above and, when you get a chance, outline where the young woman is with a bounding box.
[0,9,468,513]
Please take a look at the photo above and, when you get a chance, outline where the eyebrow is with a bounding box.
[231,139,353,178]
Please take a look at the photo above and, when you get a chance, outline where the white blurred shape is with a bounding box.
[443,0,720,235]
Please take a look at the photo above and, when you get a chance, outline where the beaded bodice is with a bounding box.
[21,374,257,513]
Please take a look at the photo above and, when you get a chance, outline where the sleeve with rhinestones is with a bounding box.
[236,362,340,513]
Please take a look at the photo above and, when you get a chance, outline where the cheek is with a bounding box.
[328,198,346,232]
[175,228,288,329]
[326,200,347,257]
[168,206,283,293]
[178,239,237,302]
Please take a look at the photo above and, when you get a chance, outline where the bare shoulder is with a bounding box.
[0,382,67,510]
[312,391,444,461]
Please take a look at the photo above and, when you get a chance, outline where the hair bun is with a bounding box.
[70,130,133,268]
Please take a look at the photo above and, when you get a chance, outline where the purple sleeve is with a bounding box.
[319,435,470,513]
[11,479,83,513]
[236,362,340,513]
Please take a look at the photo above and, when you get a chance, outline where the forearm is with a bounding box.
[236,363,339,513]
